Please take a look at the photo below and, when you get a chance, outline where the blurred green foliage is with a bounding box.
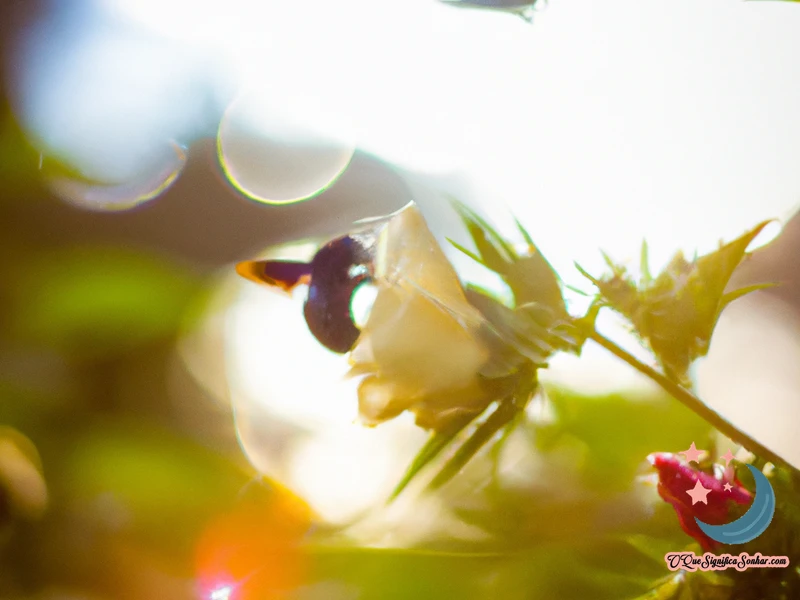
[536,388,713,493]
[6,246,202,360]
[286,387,722,600]
[60,420,252,554]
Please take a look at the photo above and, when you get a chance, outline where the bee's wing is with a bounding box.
[235,259,313,293]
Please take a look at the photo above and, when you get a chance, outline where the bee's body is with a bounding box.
[237,233,376,354]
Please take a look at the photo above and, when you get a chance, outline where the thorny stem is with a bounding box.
[587,329,790,471]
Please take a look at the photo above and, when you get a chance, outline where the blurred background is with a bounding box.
[1,0,800,598]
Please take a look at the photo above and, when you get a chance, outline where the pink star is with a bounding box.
[720,450,736,467]
[723,482,733,492]
[686,480,712,505]
[680,442,705,464]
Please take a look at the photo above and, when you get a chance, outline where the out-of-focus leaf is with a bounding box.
[0,427,47,522]
[514,217,535,249]
[578,221,774,385]
[389,412,477,501]
[57,420,259,554]
[467,289,555,367]
[623,533,682,566]
[428,398,521,492]
[453,494,639,548]
[446,238,486,267]
[450,200,568,318]
[504,254,567,317]
[487,540,674,600]
[565,284,591,297]
[0,349,79,432]
[534,388,712,492]
[570,301,602,355]
[718,282,777,311]
[8,246,202,359]
[453,201,516,273]
[308,546,503,600]
[689,571,735,600]
[640,239,653,284]
[0,113,43,199]
[631,572,688,600]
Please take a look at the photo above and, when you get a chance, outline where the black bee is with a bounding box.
[236,232,378,354]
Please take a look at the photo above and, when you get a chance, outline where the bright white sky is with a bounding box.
[20,0,800,264]
[15,0,800,521]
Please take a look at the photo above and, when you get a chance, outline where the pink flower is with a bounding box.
[648,452,752,552]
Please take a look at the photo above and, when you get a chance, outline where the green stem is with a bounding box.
[588,329,789,470]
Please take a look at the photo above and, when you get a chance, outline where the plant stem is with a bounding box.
[588,329,789,470]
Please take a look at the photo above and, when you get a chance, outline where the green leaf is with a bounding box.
[452,201,515,273]
[515,216,536,248]
[428,398,523,492]
[8,245,201,359]
[308,546,504,600]
[450,199,568,315]
[486,541,679,600]
[630,572,687,600]
[504,252,567,315]
[688,570,734,600]
[565,284,591,297]
[718,282,778,312]
[447,237,487,267]
[641,239,653,284]
[466,288,555,365]
[535,388,712,492]
[579,221,776,385]
[57,419,255,555]
[623,533,681,566]
[575,261,601,286]
[388,412,477,501]
[600,249,617,270]
[690,220,773,326]
[456,202,519,261]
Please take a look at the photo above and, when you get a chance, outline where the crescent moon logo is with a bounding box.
[694,463,776,546]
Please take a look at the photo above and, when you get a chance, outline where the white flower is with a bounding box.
[348,204,496,430]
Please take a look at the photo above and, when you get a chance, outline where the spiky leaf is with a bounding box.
[389,411,478,501]
[578,221,775,385]
[427,397,525,492]
[450,200,568,318]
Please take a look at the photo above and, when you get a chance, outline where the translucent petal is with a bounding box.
[351,205,488,397]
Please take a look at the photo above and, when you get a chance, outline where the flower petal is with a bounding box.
[350,205,489,401]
